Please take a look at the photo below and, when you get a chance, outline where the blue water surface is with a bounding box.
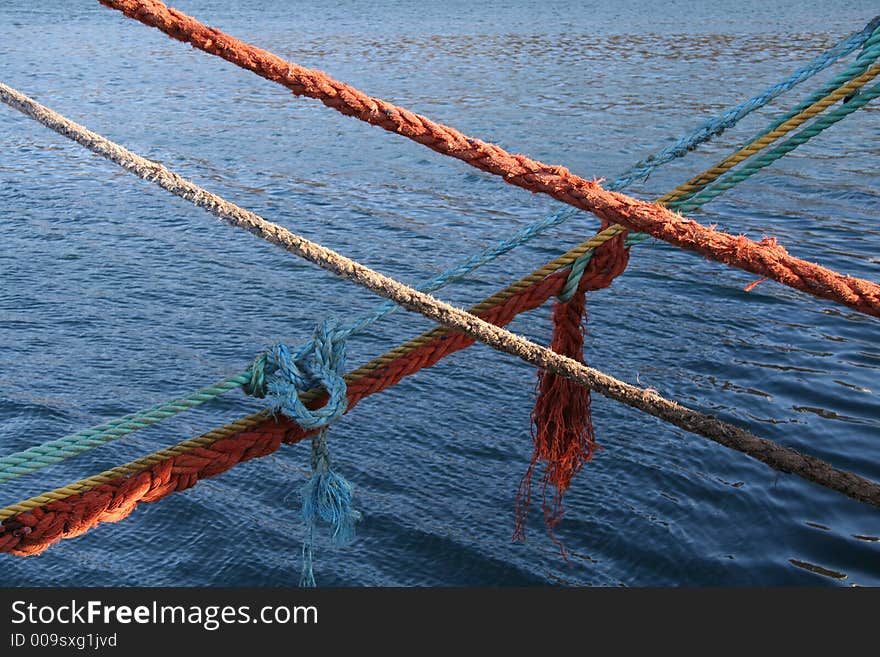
[0,0,878,586]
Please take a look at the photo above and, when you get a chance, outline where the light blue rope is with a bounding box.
[557,18,880,299]
[336,203,592,338]
[559,16,880,302]
[558,233,647,302]
[559,56,880,297]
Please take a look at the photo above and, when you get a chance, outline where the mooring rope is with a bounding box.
[2,8,879,557]
[92,0,880,318]
[0,83,878,562]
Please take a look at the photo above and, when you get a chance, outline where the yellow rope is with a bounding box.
[657,61,880,205]
[8,64,871,520]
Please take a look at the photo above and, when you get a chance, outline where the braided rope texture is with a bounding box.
[99,0,880,318]
[677,77,880,212]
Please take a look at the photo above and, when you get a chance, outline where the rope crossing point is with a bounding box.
[1,84,879,561]
[0,265,582,535]
[520,13,880,255]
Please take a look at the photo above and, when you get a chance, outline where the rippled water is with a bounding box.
[1,0,878,586]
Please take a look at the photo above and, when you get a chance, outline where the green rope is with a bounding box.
[0,371,252,485]
[558,234,646,302]
[674,81,880,213]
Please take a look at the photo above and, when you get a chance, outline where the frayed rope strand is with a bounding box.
[517,229,630,542]
[248,318,359,586]
[299,429,360,587]
[516,291,597,545]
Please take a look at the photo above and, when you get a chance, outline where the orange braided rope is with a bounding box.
[99,0,880,318]
[0,266,578,555]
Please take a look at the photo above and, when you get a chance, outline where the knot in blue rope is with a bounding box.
[253,319,349,430]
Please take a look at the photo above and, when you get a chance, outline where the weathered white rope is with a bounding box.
[2,81,877,508]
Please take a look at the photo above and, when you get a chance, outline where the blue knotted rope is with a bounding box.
[246,319,359,586]
[673,79,880,213]
[255,319,349,430]
[298,428,361,587]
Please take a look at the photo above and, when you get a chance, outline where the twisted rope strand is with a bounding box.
[676,79,880,212]
[0,372,250,485]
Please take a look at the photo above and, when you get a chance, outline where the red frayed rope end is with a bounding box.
[514,231,629,546]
